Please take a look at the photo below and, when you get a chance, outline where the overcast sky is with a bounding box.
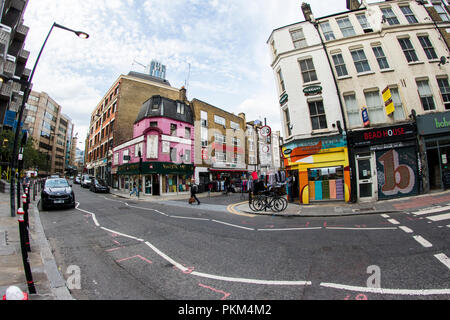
[22,0,379,150]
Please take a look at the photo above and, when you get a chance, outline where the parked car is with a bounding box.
[90,178,110,193]
[74,175,81,184]
[41,178,75,210]
[81,175,94,188]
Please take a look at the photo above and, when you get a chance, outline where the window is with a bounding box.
[364,90,385,124]
[344,94,360,127]
[398,38,419,63]
[150,121,158,127]
[290,28,307,49]
[214,133,226,144]
[176,102,185,114]
[372,46,390,70]
[337,17,356,37]
[400,6,418,24]
[216,152,226,162]
[170,124,177,136]
[418,36,438,60]
[356,14,371,30]
[308,100,327,130]
[152,99,159,110]
[299,58,318,83]
[185,150,191,163]
[351,49,371,73]
[320,22,335,41]
[284,108,292,136]
[437,78,450,109]
[434,3,450,21]
[230,121,240,130]
[232,137,240,146]
[277,69,285,92]
[381,7,400,25]
[170,147,177,162]
[390,88,406,121]
[185,127,191,139]
[416,80,436,111]
[214,115,225,126]
[332,53,348,77]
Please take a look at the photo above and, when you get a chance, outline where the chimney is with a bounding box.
[179,86,187,102]
[238,112,246,122]
[301,3,314,22]
[346,0,361,10]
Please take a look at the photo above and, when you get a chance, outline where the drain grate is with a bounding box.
[352,207,375,212]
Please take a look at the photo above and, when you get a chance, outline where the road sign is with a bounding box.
[260,126,271,137]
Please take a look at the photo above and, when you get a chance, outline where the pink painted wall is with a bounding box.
[113,117,194,167]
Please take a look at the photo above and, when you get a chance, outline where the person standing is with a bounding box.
[130,181,138,197]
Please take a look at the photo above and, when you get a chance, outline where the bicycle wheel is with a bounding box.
[271,197,285,212]
[253,195,267,212]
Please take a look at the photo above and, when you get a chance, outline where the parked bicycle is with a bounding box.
[249,183,288,213]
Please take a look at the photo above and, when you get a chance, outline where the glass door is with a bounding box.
[356,154,375,201]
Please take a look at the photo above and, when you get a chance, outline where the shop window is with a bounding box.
[308,167,344,201]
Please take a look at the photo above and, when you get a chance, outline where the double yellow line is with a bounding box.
[226,201,256,217]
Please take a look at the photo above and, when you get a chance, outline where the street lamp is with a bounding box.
[9,22,89,217]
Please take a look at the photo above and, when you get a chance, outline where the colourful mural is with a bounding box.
[282,135,351,204]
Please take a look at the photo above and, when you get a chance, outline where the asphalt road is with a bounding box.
[38,183,450,300]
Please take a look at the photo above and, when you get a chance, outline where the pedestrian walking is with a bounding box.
[189,182,200,205]
[130,182,138,196]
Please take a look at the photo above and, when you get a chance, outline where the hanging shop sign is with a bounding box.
[279,93,288,106]
[382,87,395,116]
[416,111,450,135]
[303,85,322,96]
[361,106,370,127]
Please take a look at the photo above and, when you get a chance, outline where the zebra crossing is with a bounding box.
[411,205,450,227]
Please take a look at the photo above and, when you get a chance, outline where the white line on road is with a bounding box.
[387,219,400,225]
[412,205,450,216]
[413,235,433,248]
[211,219,255,231]
[399,226,414,233]
[320,282,450,296]
[75,203,100,227]
[100,226,144,242]
[434,253,450,271]
[381,214,390,218]
[143,242,311,286]
[427,213,450,222]
[170,215,210,221]
[325,227,398,231]
[257,227,322,232]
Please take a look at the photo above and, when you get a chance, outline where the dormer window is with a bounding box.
[176,102,185,114]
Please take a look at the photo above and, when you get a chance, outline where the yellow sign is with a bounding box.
[382,87,395,116]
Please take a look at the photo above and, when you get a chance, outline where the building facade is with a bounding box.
[191,99,247,193]
[23,91,73,176]
[0,0,30,132]
[268,4,351,204]
[85,71,180,185]
[113,91,194,196]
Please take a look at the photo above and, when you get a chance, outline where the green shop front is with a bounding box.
[117,162,194,196]
[417,111,450,191]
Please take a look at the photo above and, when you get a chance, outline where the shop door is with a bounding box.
[356,155,376,201]
[152,174,160,196]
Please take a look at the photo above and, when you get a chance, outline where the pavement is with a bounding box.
[2,180,450,300]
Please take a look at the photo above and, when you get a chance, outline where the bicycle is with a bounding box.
[250,190,288,213]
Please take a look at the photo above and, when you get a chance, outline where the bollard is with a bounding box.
[22,195,30,252]
[2,286,29,300]
[17,208,36,294]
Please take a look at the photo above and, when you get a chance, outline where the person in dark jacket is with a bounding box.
[190,182,200,205]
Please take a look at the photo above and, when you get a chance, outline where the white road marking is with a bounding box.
[143,242,311,286]
[320,282,450,295]
[381,214,390,218]
[257,227,322,232]
[211,219,255,231]
[413,235,433,248]
[387,219,400,225]
[325,227,397,231]
[434,253,450,271]
[75,203,100,227]
[427,213,450,222]
[100,226,144,242]
[412,205,450,216]
[171,215,210,221]
[399,226,414,233]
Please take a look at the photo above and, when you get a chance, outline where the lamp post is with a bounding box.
[9,22,89,217]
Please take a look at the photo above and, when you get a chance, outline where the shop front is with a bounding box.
[348,123,419,202]
[282,135,351,204]
[117,162,194,196]
[417,112,450,191]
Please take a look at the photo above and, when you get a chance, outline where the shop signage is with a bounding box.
[382,87,395,116]
[416,112,450,135]
[279,93,288,105]
[283,148,292,155]
[303,85,322,96]
[361,107,370,127]
[350,123,416,147]
[117,162,194,175]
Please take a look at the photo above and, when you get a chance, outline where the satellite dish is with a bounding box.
[439,56,447,66]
